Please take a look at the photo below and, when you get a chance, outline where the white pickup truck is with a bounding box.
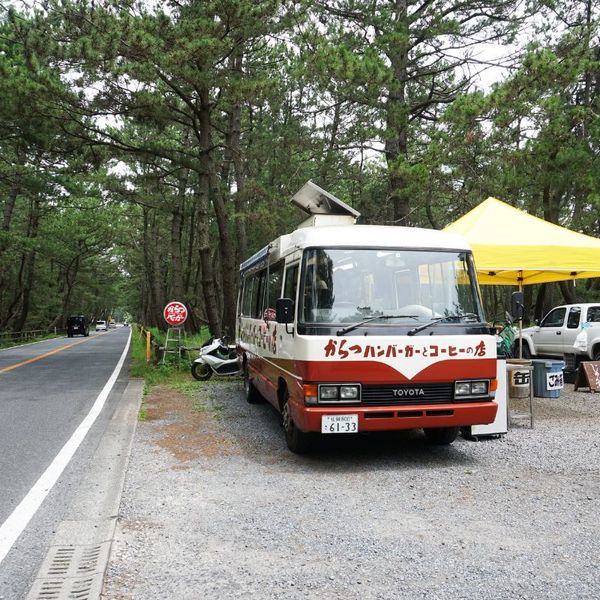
[519,303,600,361]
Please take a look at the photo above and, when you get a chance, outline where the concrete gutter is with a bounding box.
[26,379,144,600]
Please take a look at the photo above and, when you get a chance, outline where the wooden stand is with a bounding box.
[574,361,600,392]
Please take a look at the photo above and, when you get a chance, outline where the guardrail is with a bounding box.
[137,325,161,364]
[0,328,66,347]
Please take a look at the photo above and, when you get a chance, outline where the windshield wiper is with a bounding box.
[407,317,445,336]
[337,315,418,336]
[407,313,481,336]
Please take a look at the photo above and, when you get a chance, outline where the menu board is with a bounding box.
[574,362,600,393]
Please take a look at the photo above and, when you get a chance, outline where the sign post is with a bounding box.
[162,301,188,364]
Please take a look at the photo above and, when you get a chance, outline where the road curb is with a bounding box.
[25,379,144,600]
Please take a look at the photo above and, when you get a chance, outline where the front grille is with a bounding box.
[360,383,489,406]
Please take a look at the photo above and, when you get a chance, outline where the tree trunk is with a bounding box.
[2,175,21,233]
[14,197,40,332]
[195,184,221,337]
[49,254,81,330]
[197,87,222,337]
[210,172,238,337]
[559,280,577,304]
[151,213,165,328]
[534,283,553,321]
[0,165,23,298]
[184,197,196,295]
[170,171,187,301]
[230,104,248,267]
[384,0,411,225]
[142,207,160,327]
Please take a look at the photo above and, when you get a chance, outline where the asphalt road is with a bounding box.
[0,328,131,599]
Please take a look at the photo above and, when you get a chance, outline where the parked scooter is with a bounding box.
[191,336,240,381]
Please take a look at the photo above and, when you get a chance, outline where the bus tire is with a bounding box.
[244,367,262,404]
[423,426,459,445]
[282,391,312,454]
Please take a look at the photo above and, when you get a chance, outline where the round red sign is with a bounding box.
[163,301,188,326]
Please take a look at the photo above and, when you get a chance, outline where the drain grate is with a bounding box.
[29,575,103,600]
[27,543,110,600]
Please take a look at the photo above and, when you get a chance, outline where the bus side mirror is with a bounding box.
[511,291,524,320]
[276,298,294,334]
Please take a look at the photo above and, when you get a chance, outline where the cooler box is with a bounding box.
[532,359,565,398]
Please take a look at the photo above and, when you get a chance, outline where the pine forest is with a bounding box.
[1,0,599,335]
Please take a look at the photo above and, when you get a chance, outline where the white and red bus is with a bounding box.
[236,182,498,452]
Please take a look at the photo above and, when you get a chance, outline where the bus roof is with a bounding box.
[285,224,472,253]
[240,224,472,274]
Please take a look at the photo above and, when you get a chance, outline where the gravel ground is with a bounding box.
[102,381,600,600]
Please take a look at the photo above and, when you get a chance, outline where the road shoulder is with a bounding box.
[25,379,143,600]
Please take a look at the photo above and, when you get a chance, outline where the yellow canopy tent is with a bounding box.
[444,197,600,286]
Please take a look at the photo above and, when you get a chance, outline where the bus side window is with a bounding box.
[241,276,256,316]
[265,265,283,320]
[254,270,267,319]
[283,263,299,305]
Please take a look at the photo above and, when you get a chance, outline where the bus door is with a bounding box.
[276,257,300,364]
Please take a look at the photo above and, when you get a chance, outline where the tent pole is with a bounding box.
[518,274,523,359]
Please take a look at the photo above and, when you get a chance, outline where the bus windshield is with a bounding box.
[301,248,483,326]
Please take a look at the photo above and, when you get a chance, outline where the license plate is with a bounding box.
[321,414,358,434]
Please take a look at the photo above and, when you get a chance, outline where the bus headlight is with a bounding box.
[340,385,359,399]
[320,386,339,400]
[454,380,489,398]
[471,381,488,395]
[455,382,471,396]
[317,384,361,403]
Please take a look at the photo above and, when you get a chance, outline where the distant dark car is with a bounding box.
[67,315,90,338]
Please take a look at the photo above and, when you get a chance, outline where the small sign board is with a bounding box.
[546,371,564,391]
[574,361,600,393]
[163,301,188,327]
[511,370,530,387]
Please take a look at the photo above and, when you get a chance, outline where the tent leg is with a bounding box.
[519,318,523,358]
[518,277,523,359]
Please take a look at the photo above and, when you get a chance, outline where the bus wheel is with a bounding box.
[244,367,262,404]
[282,392,312,454]
[423,426,459,445]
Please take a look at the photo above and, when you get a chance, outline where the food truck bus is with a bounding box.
[236,182,498,453]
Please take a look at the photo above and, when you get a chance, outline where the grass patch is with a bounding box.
[129,324,210,384]
[130,324,219,421]
[138,401,148,421]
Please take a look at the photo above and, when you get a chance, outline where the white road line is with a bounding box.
[0,330,132,566]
